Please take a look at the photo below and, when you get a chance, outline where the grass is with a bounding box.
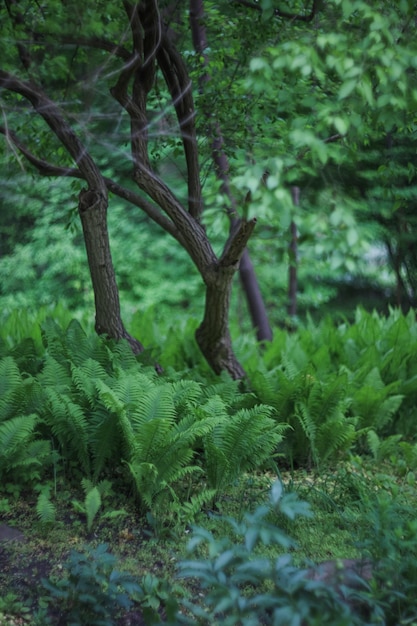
[0,456,416,624]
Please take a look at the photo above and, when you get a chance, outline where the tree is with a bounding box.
[0,0,258,378]
[2,0,416,378]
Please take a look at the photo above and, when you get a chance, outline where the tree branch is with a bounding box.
[220,218,257,267]
[0,124,186,244]
[0,71,105,191]
[157,33,203,219]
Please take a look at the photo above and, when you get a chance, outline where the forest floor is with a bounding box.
[0,458,414,625]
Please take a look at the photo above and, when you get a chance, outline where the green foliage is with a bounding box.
[0,316,281,519]
[36,486,57,526]
[179,481,363,626]
[241,308,417,465]
[202,401,285,490]
[42,543,142,626]
[71,480,118,532]
[356,493,417,625]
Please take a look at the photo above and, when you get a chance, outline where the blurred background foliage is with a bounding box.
[1,0,416,333]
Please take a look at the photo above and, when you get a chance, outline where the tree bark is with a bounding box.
[110,1,254,378]
[196,218,257,378]
[196,266,245,378]
[288,187,300,317]
[1,6,257,379]
[78,190,144,353]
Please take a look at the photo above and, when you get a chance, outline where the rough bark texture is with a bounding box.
[196,266,245,378]
[196,218,257,379]
[78,190,144,353]
[110,0,255,378]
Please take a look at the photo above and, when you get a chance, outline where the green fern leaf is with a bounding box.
[130,385,176,430]
[36,490,56,525]
[71,359,109,405]
[85,486,102,531]
[38,356,71,391]
[0,414,38,459]
[41,389,90,474]
[0,357,24,421]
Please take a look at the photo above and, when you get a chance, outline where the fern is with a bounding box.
[366,429,403,462]
[130,384,177,428]
[38,356,71,392]
[36,488,56,525]
[85,487,102,532]
[0,414,38,461]
[204,405,285,491]
[88,408,123,480]
[71,359,109,406]
[0,357,24,421]
[40,389,90,474]
[350,367,404,431]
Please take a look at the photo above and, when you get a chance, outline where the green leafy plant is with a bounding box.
[42,543,142,626]
[201,399,286,490]
[71,479,126,532]
[178,481,366,626]
[36,485,57,526]
[0,592,31,620]
[355,493,417,625]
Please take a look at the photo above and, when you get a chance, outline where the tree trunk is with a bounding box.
[288,186,300,317]
[196,266,246,379]
[78,189,144,353]
[239,248,273,341]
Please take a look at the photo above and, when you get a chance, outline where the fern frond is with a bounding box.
[171,379,203,413]
[95,379,125,415]
[7,438,51,470]
[0,357,24,421]
[36,490,56,525]
[204,405,285,490]
[177,488,218,520]
[130,385,176,429]
[105,337,139,371]
[85,486,102,531]
[295,401,317,452]
[65,319,102,366]
[41,389,90,474]
[88,408,123,480]
[71,359,109,406]
[38,356,71,392]
[0,414,38,460]
[316,416,357,462]
[202,380,240,406]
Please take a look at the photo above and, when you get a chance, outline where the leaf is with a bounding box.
[85,487,102,532]
[338,78,357,100]
[270,480,283,506]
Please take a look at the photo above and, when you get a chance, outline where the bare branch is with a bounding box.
[104,178,188,246]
